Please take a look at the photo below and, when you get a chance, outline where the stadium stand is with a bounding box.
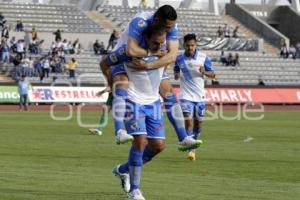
[1,2,299,87]
[0,2,107,33]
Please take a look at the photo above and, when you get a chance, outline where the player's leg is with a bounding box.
[113,101,147,198]
[159,78,187,141]
[180,99,197,160]
[193,101,205,140]
[112,69,133,144]
[159,79,202,151]
[188,102,205,161]
[142,100,165,165]
[89,95,111,135]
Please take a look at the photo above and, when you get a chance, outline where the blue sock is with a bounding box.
[119,145,156,174]
[164,94,187,141]
[142,145,156,164]
[112,88,128,135]
[193,127,202,140]
[187,129,193,137]
[128,146,143,192]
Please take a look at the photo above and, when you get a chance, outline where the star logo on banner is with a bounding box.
[32,89,41,99]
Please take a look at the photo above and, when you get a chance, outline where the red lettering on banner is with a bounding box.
[220,90,230,102]
[61,91,66,98]
[237,90,246,101]
[73,91,79,98]
[244,90,252,102]
[210,90,220,101]
[228,90,239,101]
[91,91,96,98]
[86,91,90,98]
[55,90,60,98]
[80,91,85,98]
[67,91,72,98]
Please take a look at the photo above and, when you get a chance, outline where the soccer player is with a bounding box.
[113,24,167,200]
[100,5,201,151]
[174,33,215,161]
[88,87,112,136]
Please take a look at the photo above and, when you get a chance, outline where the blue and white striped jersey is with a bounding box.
[125,55,165,105]
[174,50,213,102]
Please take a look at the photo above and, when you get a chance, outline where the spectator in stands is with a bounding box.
[1,24,9,39]
[18,75,29,111]
[0,13,5,30]
[9,36,17,53]
[258,77,265,86]
[233,53,240,66]
[58,47,66,63]
[29,39,39,54]
[226,53,233,66]
[232,26,239,38]
[40,57,50,82]
[224,24,230,38]
[73,39,81,54]
[33,57,42,77]
[0,39,10,64]
[67,41,74,54]
[296,42,300,59]
[280,43,289,59]
[15,20,24,32]
[62,39,69,53]
[31,27,38,41]
[12,54,22,79]
[93,40,105,55]
[220,50,226,65]
[53,29,63,42]
[16,40,25,59]
[66,58,78,79]
[217,26,223,37]
[289,44,296,59]
[106,29,119,51]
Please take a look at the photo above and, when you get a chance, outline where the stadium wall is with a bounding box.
[225,3,289,48]
[268,6,300,44]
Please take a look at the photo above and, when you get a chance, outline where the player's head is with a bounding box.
[144,24,167,52]
[183,33,197,56]
[153,5,177,32]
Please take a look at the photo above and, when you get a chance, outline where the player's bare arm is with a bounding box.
[200,66,215,79]
[126,40,178,70]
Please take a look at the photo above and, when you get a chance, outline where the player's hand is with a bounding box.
[96,87,111,97]
[154,50,167,57]
[126,58,148,70]
[199,66,205,75]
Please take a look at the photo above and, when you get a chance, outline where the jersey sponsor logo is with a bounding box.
[109,53,118,63]
[138,19,146,27]
[119,47,126,55]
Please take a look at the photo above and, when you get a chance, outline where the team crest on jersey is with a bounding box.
[130,122,139,131]
[138,20,146,27]
[109,53,118,63]
[119,47,126,55]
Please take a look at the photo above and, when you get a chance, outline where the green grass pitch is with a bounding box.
[0,110,299,200]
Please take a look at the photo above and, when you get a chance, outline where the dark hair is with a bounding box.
[154,5,177,21]
[143,24,166,39]
[184,33,197,43]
